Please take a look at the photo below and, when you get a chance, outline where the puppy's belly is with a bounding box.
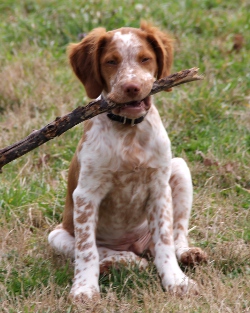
[96,220,151,255]
[96,171,153,253]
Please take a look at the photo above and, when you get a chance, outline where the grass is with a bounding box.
[0,0,250,312]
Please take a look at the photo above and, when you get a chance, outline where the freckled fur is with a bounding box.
[48,21,207,302]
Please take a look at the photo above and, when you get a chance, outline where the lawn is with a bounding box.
[0,0,250,312]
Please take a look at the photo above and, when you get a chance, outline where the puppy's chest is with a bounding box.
[105,129,165,171]
[106,167,156,208]
[98,169,155,229]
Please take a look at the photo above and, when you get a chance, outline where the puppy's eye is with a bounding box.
[141,57,150,63]
[106,60,117,65]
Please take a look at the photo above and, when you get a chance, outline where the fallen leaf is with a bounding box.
[203,158,214,166]
[231,34,244,53]
[224,162,235,173]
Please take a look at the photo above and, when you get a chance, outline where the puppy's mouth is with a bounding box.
[112,96,151,118]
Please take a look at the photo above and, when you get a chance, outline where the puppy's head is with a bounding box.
[68,22,173,119]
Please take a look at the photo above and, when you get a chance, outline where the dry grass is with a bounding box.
[1,0,250,312]
[2,179,250,312]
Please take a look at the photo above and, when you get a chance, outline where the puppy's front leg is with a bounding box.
[148,178,196,294]
[70,178,110,303]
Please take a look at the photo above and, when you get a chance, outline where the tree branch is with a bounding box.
[0,67,203,172]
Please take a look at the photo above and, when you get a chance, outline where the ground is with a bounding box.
[0,0,250,312]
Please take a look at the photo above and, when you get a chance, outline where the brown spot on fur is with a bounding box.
[164,214,171,222]
[75,269,80,275]
[152,206,157,213]
[174,211,186,222]
[84,120,93,133]
[76,235,88,249]
[86,203,94,211]
[160,233,171,246]
[82,242,94,250]
[77,133,87,154]
[82,232,91,242]
[76,197,86,208]
[76,211,92,224]
[177,223,185,231]
[100,260,114,274]
[83,252,93,262]
[75,205,94,224]
[75,122,93,154]
[149,213,154,222]
[160,208,165,215]
[77,241,94,251]
[158,221,164,228]
[75,226,84,234]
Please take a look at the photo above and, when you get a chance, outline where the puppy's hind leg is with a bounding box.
[48,224,75,258]
[170,158,207,265]
[98,247,148,273]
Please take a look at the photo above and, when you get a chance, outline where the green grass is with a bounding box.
[1,0,250,312]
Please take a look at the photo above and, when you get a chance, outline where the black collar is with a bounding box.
[107,113,146,126]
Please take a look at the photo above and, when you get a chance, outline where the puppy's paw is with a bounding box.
[99,254,148,274]
[180,247,207,265]
[167,278,199,296]
[70,284,100,304]
[161,268,199,296]
[138,257,149,270]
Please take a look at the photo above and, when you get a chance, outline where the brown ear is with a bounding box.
[68,28,107,99]
[140,21,174,91]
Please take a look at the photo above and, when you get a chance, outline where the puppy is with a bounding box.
[48,21,207,302]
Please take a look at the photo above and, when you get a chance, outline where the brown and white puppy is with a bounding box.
[48,21,207,303]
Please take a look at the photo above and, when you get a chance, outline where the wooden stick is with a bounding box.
[0,67,203,172]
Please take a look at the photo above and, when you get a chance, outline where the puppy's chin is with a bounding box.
[111,96,152,119]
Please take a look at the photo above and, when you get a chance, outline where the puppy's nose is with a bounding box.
[123,83,141,98]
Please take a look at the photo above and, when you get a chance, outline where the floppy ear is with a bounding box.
[68,28,107,99]
[140,21,174,91]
